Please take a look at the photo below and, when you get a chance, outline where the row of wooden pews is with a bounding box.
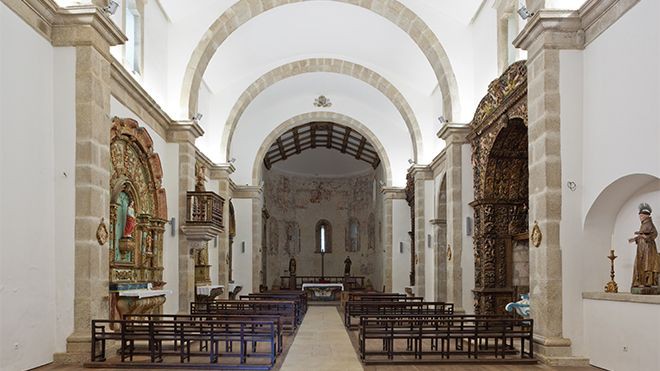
[88,290,307,370]
[345,292,536,365]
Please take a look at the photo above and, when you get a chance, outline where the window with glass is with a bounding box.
[316,220,332,253]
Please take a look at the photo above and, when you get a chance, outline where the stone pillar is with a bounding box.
[410,165,432,296]
[168,122,204,313]
[52,7,125,363]
[382,187,405,292]
[438,124,469,313]
[431,219,448,301]
[210,164,235,298]
[233,185,264,294]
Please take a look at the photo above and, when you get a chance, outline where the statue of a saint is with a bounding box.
[289,257,296,275]
[122,200,136,238]
[628,203,659,289]
[195,162,206,192]
[344,256,352,276]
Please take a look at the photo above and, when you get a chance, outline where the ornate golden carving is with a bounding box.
[469,61,529,315]
[531,222,542,247]
[96,218,109,245]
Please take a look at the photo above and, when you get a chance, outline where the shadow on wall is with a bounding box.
[583,173,660,292]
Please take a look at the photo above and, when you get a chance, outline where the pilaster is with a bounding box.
[430,218,448,302]
[169,121,204,313]
[409,165,432,297]
[438,123,469,313]
[382,187,405,292]
[209,164,235,298]
[233,185,264,293]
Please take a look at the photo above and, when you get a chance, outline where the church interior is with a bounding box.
[1,0,659,370]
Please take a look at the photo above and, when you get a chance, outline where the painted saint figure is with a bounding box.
[344,256,352,276]
[628,203,659,288]
[289,257,296,275]
[123,200,137,238]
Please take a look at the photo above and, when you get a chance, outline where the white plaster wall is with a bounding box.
[53,47,76,355]
[0,4,58,369]
[110,97,180,314]
[424,179,435,300]
[461,144,475,314]
[558,49,587,357]
[469,0,499,119]
[392,199,411,294]
[206,179,220,286]
[583,299,660,371]
[581,0,660,220]
[232,198,254,292]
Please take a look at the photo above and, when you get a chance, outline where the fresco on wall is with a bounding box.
[284,221,301,256]
[368,213,376,251]
[268,217,279,256]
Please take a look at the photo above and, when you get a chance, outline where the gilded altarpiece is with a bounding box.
[468,61,529,314]
[109,118,168,319]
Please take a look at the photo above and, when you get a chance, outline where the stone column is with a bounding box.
[382,187,406,292]
[52,7,125,363]
[168,122,204,313]
[233,185,264,293]
[431,219,448,301]
[438,124,469,313]
[410,165,432,296]
[210,164,235,298]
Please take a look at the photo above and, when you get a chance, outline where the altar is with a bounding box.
[302,283,344,301]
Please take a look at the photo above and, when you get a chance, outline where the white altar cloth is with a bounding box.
[119,289,172,299]
[196,285,224,296]
[302,283,344,291]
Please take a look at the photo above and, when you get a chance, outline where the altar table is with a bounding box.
[302,283,343,301]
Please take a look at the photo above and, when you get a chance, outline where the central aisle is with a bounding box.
[280,306,363,371]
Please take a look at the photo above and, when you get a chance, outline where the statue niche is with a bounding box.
[468,61,529,315]
[109,117,168,321]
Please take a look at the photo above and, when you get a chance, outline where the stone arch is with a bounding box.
[251,112,393,186]
[224,58,423,161]
[180,0,460,122]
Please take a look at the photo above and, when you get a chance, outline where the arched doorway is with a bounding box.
[469,61,529,314]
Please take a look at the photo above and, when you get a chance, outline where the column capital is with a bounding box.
[408,164,433,181]
[381,187,406,200]
[430,218,447,226]
[437,123,470,145]
[209,163,236,180]
[168,121,204,144]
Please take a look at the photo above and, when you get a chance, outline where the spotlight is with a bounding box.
[103,0,119,15]
[408,159,415,165]
[517,5,532,20]
[229,157,237,164]
[192,113,203,122]
[378,180,385,187]
[437,116,447,124]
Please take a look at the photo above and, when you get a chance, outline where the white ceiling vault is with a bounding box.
[104,0,515,185]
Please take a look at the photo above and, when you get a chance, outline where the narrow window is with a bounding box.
[125,0,143,75]
[316,220,332,253]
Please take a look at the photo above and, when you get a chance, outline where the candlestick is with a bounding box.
[604,249,618,293]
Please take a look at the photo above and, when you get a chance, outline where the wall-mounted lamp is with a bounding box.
[214,236,218,247]
[399,242,404,254]
[407,159,415,165]
[378,180,385,187]
[466,216,473,236]
[103,0,119,15]
[168,217,176,237]
[517,6,532,20]
[567,181,577,192]
[192,112,203,122]
[229,157,237,164]
[241,241,246,253]
[437,116,447,124]
[427,234,432,248]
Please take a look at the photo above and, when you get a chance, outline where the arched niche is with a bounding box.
[109,117,168,318]
[468,61,528,314]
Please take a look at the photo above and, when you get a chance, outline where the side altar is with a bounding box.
[109,118,170,322]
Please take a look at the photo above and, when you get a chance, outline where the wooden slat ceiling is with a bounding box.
[264,122,381,170]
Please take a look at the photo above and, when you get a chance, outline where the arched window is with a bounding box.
[316,220,332,253]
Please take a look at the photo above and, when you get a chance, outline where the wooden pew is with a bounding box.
[240,292,307,322]
[191,300,298,334]
[344,301,455,328]
[357,314,534,364]
[90,318,278,370]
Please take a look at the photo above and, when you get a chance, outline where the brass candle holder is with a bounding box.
[604,249,618,293]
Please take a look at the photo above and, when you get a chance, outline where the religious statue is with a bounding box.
[628,203,659,291]
[194,162,206,192]
[123,200,137,238]
[344,256,352,276]
[289,257,297,275]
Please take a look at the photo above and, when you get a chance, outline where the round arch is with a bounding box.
[180,0,460,122]
[251,111,393,186]
[224,58,423,161]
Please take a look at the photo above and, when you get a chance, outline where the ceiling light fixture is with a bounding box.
[517,6,532,20]
[103,0,119,15]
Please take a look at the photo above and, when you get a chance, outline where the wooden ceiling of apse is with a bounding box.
[263,121,381,169]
